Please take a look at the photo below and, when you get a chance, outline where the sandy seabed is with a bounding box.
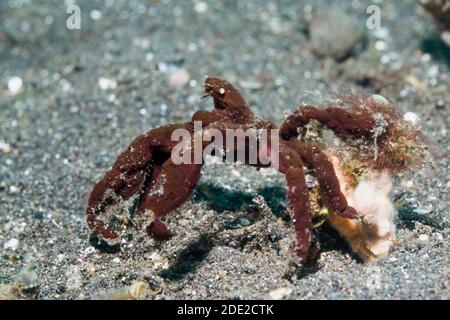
[0,0,448,299]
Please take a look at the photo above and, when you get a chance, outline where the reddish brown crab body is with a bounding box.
[86,76,412,262]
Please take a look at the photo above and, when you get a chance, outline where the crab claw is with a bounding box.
[87,213,120,242]
[146,220,173,241]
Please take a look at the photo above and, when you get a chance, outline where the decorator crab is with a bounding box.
[87,77,428,263]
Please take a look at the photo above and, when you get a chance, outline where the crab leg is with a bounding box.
[286,140,357,218]
[280,105,376,141]
[135,120,251,241]
[277,143,314,262]
[86,123,189,241]
[87,135,152,241]
[196,120,317,261]
[136,160,202,240]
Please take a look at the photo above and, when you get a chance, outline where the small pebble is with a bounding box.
[178,219,189,226]
[66,265,82,290]
[85,262,96,275]
[238,218,250,227]
[403,180,414,188]
[98,77,117,90]
[157,62,169,73]
[169,68,190,87]
[374,40,388,51]
[269,287,293,300]
[0,141,12,154]
[92,281,150,300]
[239,80,262,90]
[90,10,102,20]
[404,112,420,126]
[371,94,390,106]
[15,267,40,291]
[309,8,363,60]
[414,208,430,214]
[145,52,154,61]
[7,76,23,95]
[441,31,450,47]
[194,1,208,13]
[3,238,19,251]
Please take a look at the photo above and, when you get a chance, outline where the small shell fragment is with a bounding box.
[269,287,293,300]
[7,76,23,95]
[91,281,150,300]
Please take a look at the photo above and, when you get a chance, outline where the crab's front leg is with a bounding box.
[86,123,190,243]
[135,160,202,240]
[134,110,231,240]
[87,134,152,241]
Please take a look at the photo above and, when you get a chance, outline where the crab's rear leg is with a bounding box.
[277,143,314,262]
[280,106,376,141]
[286,140,357,219]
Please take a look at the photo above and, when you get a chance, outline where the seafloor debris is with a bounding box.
[0,267,40,300]
[420,0,450,47]
[7,76,23,95]
[169,68,190,87]
[65,265,82,290]
[328,156,396,262]
[211,195,285,253]
[87,77,429,263]
[0,141,12,154]
[91,278,163,300]
[269,287,293,300]
[3,238,19,251]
